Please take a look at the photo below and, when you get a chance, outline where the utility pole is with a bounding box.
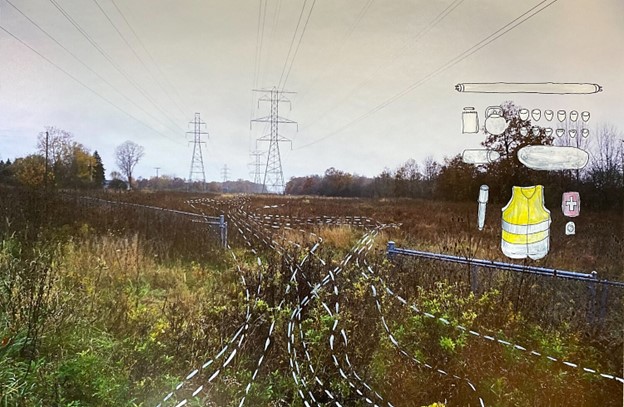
[154,167,161,179]
[187,113,209,189]
[251,87,297,194]
[221,164,229,183]
[44,131,49,191]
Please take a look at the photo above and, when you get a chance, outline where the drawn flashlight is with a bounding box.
[477,185,489,231]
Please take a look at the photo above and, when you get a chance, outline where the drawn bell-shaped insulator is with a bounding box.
[532,126,540,136]
[531,109,541,121]
[581,111,590,122]
[545,128,553,137]
[581,128,590,138]
[569,129,577,138]
[556,128,565,137]
[520,127,528,136]
[519,109,529,121]
[544,110,554,121]
[557,110,566,122]
[570,111,579,122]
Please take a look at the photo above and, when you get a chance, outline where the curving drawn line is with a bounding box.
[518,145,589,170]
[462,149,500,165]
[544,110,554,121]
[455,82,602,94]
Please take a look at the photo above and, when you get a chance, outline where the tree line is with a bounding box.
[286,102,624,210]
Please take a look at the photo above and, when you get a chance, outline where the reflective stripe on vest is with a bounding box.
[501,185,551,260]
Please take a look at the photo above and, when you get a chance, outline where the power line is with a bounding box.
[47,0,186,134]
[0,22,179,144]
[276,0,308,89]
[3,0,184,138]
[296,0,560,150]
[109,0,190,115]
[299,0,466,128]
[280,0,317,91]
[92,0,188,120]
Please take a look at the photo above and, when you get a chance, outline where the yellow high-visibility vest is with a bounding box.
[501,185,551,260]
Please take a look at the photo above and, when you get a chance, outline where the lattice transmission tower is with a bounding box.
[248,149,265,185]
[251,87,297,194]
[187,112,209,185]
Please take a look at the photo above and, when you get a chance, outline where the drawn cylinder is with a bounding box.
[455,82,602,94]
[462,149,500,164]
[477,185,489,231]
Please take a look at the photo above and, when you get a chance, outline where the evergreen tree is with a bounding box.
[92,151,105,187]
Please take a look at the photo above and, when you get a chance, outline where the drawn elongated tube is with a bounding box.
[477,185,489,231]
[455,82,602,94]
[462,149,500,165]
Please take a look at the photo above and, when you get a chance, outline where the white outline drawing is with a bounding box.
[518,145,589,170]
[484,106,509,135]
[545,128,553,137]
[462,107,479,133]
[519,108,529,121]
[455,82,602,94]
[581,111,590,122]
[462,149,500,164]
[520,127,528,136]
[477,185,489,231]
[569,129,577,138]
[532,127,540,136]
[569,110,578,122]
[557,110,566,122]
[531,109,541,121]
[581,128,590,138]
[544,110,554,121]
[565,221,576,235]
[556,129,565,137]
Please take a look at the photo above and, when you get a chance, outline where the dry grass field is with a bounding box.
[0,188,622,406]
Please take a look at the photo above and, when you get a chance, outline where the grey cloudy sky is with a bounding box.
[1,0,623,182]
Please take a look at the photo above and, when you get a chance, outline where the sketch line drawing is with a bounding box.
[501,185,551,260]
[477,185,489,231]
[565,221,576,235]
[462,149,500,164]
[569,110,578,122]
[556,128,565,137]
[581,111,590,122]
[462,107,479,133]
[532,127,540,136]
[519,108,529,121]
[520,127,528,136]
[455,82,602,94]
[562,192,580,217]
[531,109,541,121]
[582,128,590,138]
[557,110,566,122]
[544,110,554,121]
[545,128,553,137]
[569,129,577,138]
[518,145,589,170]
[484,106,508,135]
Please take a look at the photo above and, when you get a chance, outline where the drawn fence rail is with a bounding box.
[73,195,228,247]
[386,241,624,330]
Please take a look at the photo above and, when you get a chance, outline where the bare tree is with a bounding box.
[115,141,144,188]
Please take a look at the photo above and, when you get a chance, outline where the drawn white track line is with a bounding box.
[364,257,624,386]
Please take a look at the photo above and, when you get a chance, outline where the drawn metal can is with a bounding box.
[462,107,479,133]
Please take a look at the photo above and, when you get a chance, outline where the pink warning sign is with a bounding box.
[562,192,580,217]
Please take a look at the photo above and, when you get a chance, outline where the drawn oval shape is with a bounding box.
[569,110,579,122]
[519,108,529,121]
[544,110,554,121]
[517,145,589,170]
[531,109,541,121]
[581,111,590,122]
[462,149,501,164]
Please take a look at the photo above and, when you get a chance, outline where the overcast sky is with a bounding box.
[1,0,623,182]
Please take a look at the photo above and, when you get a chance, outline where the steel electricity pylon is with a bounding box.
[249,149,265,185]
[187,112,209,185]
[251,87,297,194]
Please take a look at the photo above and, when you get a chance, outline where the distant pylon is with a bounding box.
[187,112,209,185]
[251,87,297,194]
[221,164,229,183]
[249,150,265,185]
